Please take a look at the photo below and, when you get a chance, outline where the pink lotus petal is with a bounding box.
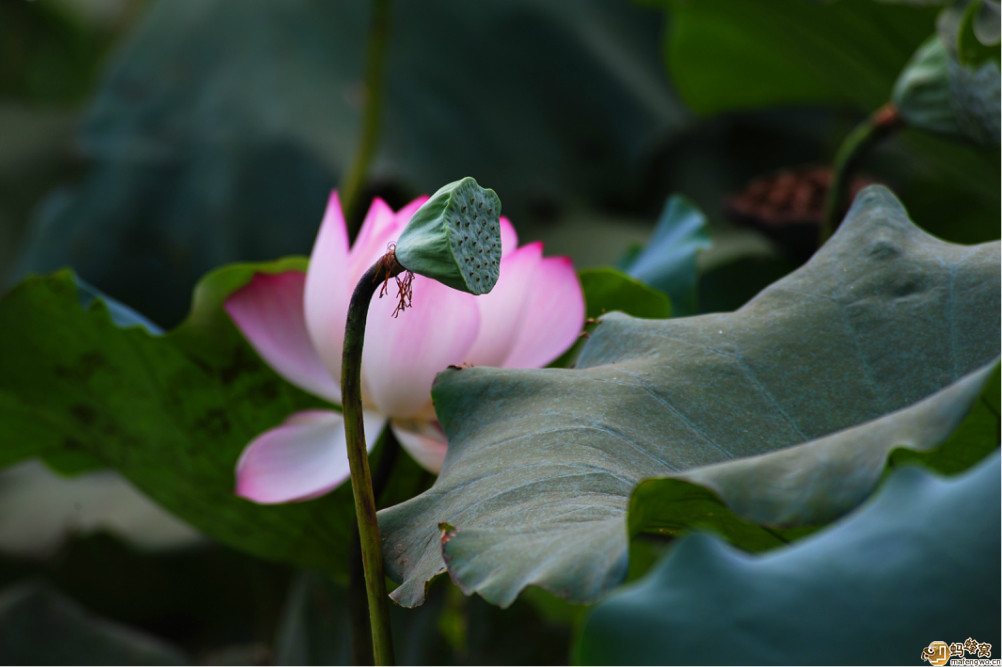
[235,409,386,504]
[499,216,518,256]
[225,272,340,402]
[361,276,480,419]
[502,256,584,369]
[348,198,400,283]
[351,198,394,258]
[394,196,431,229]
[304,192,352,382]
[348,196,430,281]
[465,242,543,367]
[391,418,449,473]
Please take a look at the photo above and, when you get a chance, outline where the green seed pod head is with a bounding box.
[395,177,502,295]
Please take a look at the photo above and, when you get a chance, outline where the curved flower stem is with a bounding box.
[340,0,394,234]
[342,250,403,665]
[820,102,901,244]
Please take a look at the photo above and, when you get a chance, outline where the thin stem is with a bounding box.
[340,0,394,234]
[342,250,403,665]
[819,102,902,244]
[347,423,391,664]
[347,424,401,663]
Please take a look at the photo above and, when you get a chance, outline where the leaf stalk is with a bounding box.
[820,102,902,244]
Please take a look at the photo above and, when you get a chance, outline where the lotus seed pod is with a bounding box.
[395,177,502,295]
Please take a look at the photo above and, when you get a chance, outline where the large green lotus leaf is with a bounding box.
[576,452,1002,665]
[34,275,163,475]
[626,361,998,550]
[0,260,425,581]
[9,0,680,326]
[378,186,1001,607]
[653,0,938,115]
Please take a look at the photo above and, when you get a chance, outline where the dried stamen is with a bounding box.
[372,244,413,316]
[391,271,414,318]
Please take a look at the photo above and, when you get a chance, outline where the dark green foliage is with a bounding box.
[578,269,672,320]
[0,261,427,582]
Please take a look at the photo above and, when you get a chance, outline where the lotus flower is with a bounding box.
[226,193,584,503]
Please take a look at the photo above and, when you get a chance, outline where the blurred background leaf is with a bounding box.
[893,35,1001,146]
[0,0,136,280]
[0,579,189,665]
[578,269,672,320]
[639,0,998,268]
[0,532,289,664]
[5,0,683,327]
[4,0,999,330]
[617,195,710,315]
[655,0,941,114]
